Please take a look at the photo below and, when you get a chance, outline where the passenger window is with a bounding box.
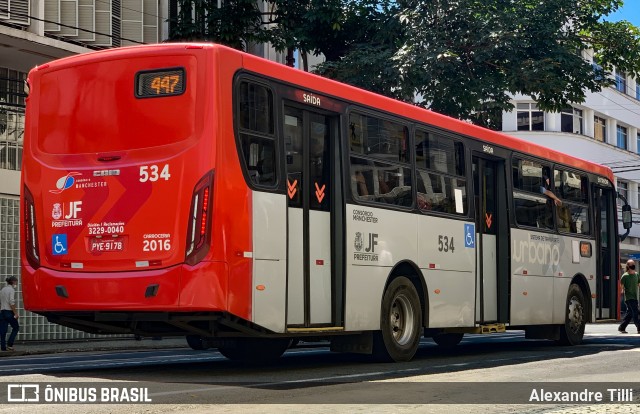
[512,158,554,229]
[240,134,276,186]
[350,157,413,207]
[349,113,408,163]
[239,82,274,134]
[415,130,467,215]
[237,81,276,187]
[415,130,465,176]
[555,169,591,235]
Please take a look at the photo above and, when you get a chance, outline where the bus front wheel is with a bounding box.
[373,276,423,362]
[557,283,586,346]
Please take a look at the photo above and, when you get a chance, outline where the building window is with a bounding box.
[617,125,628,150]
[0,68,25,171]
[637,84,640,101]
[561,107,583,135]
[517,103,544,131]
[615,70,627,94]
[637,133,640,155]
[594,116,606,142]
[592,61,605,82]
[618,181,628,206]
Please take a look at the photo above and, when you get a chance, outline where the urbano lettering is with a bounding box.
[512,239,560,266]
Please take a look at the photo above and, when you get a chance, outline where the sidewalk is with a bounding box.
[0,336,188,357]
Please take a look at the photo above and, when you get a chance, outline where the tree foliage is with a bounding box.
[393,0,640,127]
[168,1,640,128]
[313,1,409,100]
[169,0,264,50]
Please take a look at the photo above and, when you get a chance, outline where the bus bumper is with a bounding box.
[21,261,228,311]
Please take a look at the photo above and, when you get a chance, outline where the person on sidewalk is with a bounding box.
[618,260,640,334]
[0,276,19,351]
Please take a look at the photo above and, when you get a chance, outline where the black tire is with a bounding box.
[218,338,290,362]
[186,335,209,350]
[556,283,586,345]
[433,332,464,348]
[373,276,423,362]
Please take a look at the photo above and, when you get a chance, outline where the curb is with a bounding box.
[0,338,188,358]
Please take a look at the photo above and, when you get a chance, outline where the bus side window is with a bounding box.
[241,135,276,186]
[237,81,277,187]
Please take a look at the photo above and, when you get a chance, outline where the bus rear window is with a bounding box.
[36,57,197,154]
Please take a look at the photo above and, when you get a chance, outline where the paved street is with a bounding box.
[0,323,638,413]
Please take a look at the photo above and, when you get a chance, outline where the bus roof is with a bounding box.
[30,42,614,182]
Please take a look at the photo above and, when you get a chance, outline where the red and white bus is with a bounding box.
[21,43,630,362]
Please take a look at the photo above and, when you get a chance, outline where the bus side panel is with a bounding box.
[252,191,287,332]
[510,229,555,324]
[179,261,228,310]
[418,217,475,328]
[214,49,253,321]
[345,205,417,331]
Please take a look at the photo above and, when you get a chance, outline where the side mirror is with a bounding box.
[622,204,633,230]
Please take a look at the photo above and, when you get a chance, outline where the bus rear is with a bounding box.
[21,45,248,332]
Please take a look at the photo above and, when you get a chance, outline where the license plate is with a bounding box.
[89,237,124,252]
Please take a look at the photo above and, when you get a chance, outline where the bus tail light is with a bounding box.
[185,172,213,265]
[23,186,40,269]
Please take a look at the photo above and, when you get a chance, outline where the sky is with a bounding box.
[605,1,640,27]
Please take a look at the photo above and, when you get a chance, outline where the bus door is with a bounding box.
[593,186,618,319]
[283,105,341,328]
[472,155,509,323]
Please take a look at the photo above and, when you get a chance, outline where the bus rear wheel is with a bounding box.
[218,338,290,362]
[373,276,422,362]
[433,332,464,347]
[556,283,586,345]
[186,335,209,350]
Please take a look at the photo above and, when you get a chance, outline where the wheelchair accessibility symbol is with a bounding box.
[464,224,475,248]
[52,234,68,255]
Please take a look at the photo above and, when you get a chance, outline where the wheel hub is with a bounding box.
[567,295,584,334]
[390,294,415,345]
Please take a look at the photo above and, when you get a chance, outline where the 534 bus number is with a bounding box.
[140,164,171,182]
[438,235,455,253]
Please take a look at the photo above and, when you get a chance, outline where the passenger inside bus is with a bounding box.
[540,169,562,206]
[378,171,393,195]
[354,170,371,196]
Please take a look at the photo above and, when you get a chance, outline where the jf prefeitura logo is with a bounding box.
[6,384,152,404]
[353,232,378,262]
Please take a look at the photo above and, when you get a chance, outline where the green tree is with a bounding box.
[169,0,264,50]
[393,0,640,128]
[312,1,409,100]
[168,1,640,129]
[263,1,344,69]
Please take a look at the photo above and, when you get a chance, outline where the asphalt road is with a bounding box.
[0,324,638,413]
